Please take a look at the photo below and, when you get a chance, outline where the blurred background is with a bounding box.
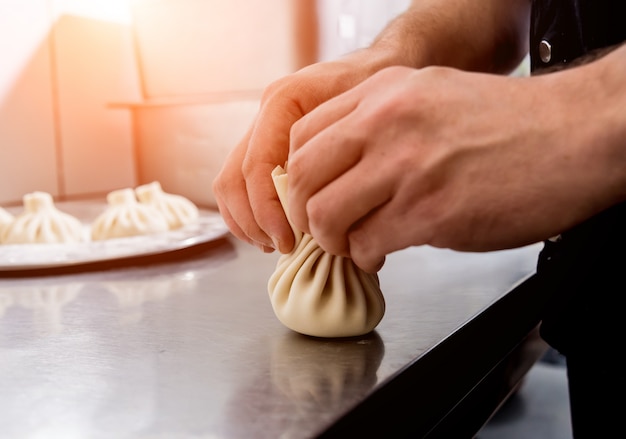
[0,0,413,209]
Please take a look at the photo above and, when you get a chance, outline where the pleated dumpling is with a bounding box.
[1,192,84,244]
[267,165,385,338]
[135,181,199,230]
[91,188,169,241]
[0,206,13,239]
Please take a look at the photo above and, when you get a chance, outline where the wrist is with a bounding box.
[549,44,626,212]
[595,45,626,202]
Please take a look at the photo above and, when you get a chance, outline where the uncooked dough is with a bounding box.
[91,188,169,241]
[1,192,84,244]
[267,165,385,338]
[135,181,199,230]
[0,206,13,239]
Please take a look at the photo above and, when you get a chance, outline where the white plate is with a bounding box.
[0,207,230,272]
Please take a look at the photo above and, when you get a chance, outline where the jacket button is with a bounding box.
[539,39,552,63]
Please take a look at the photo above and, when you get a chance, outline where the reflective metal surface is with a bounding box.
[0,236,542,439]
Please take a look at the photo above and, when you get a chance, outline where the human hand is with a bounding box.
[288,64,623,272]
[212,50,392,254]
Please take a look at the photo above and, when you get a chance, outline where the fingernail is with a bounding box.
[252,239,276,252]
[271,236,281,252]
[252,240,265,251]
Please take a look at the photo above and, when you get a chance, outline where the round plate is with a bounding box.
[0,207,229,272]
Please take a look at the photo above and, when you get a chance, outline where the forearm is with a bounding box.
[369,0,531,74]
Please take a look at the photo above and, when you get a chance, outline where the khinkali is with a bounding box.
[1,192,84,244]
[267,165,385,338]
[0,206,13,239]
[135,181,199,230]
[91,188,169,241]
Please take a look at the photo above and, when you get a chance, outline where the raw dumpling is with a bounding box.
[0,206,13,239]
[267,165,385,338]
[135,181,199,230]
[91,188,169,241]
[1,192,84,244]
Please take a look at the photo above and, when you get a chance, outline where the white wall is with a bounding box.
[0,0,413,208]
[128,0,413,208]
[0,0,140,206]
[316,0,411,62]
[127,0,319,208]
[0,0,59,204]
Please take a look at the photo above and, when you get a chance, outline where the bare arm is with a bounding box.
[371,0,530,73]
[287,44,626,272]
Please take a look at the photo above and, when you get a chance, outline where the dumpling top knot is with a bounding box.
[1,191,84,244]
[135,181,199,230]
[24,191,54,211]
[107,187,136,205]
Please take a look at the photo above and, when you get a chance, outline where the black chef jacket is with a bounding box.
[531,0,626,356]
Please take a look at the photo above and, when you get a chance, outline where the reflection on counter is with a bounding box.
[0,281,84,334]
[0,290,12,317]
[271,332,384,408]
[227,331,384,438]
[0,239,237,331]
[106,272,199,325]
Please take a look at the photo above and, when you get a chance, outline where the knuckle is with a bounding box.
[241,157,255,178]
[348,229,379,273]
[285,154,303,182]
[289,119,307,153]
[307,200,347,257]
[350,249,380,274]
[260,78,286,101]
[306,197,327,231]
[212,172,227,196]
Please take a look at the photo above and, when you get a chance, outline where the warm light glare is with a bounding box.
[58,0,133,25]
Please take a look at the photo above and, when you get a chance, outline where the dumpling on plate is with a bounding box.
[267,165,386,338]
[91,188,169,241]
[135,181,199,230]
[1,192,84,244]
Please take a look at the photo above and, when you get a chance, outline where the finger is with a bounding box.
[214,191,251,245]
[360,255,386,274]
[214,192,272,252]
[243,159,292,252]
[303,153,395,258]
[287,98,362,234]
[348,193,433,272]
[213,122,279,246]
[242,97,306,253]
[289,89,358,157]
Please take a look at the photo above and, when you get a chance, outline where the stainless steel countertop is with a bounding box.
[0,234,543,439]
